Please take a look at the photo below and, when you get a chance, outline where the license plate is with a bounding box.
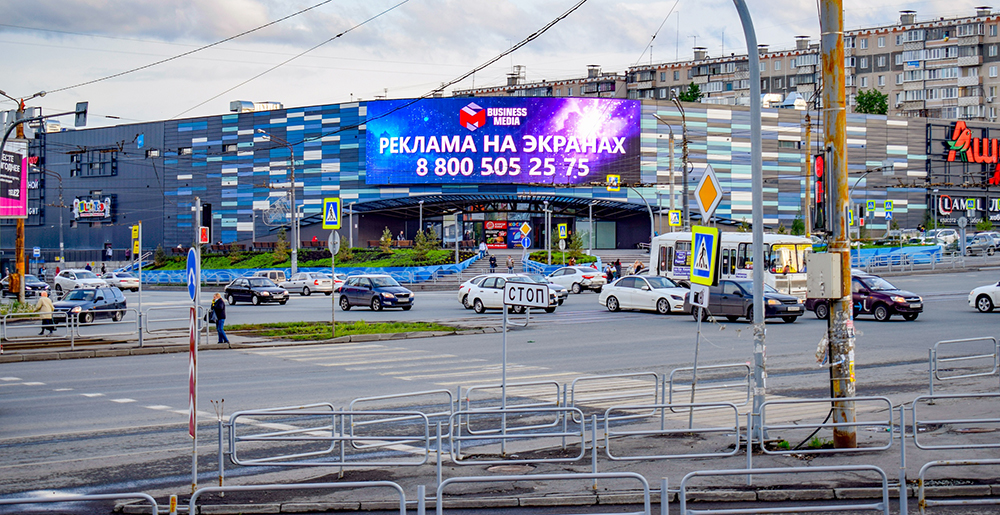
[788,306,801,311]
[397,298,410,303]
[910,303,921,309]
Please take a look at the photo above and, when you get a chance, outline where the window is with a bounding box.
[674,70,680,80]
[760,62,766,72]
[968,67,980,77]
[860,38,868,49]
[942,87,959,99]
[878,55,886,67]
[906,29,925,42]
[991,86,997,97]
[179,147,192,156]
[761,79,768,90]
[846,74,856,86]
[790,58,797,68]
[896,53,903,65]
[774,60,781,71]
[145,149,160,158]
[878,36,885,48]
[878,75,885,86]
[859,57,869,68]
[904,70,923,81]
[991,66,998,78]
[896,73,903,84]
[896,34,904,45]
[991,45,999,57]
[845,57,855,68]
[660,72,666,82]
[567,87,573,96]
[845,36,855,48]
[895,92,902,105]
[775,77,783,89]
[860,76,868,87]
[992,107,997,119]
[223,144,237,152]
[992,24,998,37]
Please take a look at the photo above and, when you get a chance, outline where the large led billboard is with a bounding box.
[365,97,641,185]
[0,140,28,219]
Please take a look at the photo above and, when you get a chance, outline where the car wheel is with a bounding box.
[112,311,124,322]
[656,298,671,315]
[966,247,975,256]
[473,298,486,314]
[746,306,754,322]
[325,292,332,296]
[873,303,890,321]
[227,294,236,306]
[571,283,582,294]
[977,294,995,313]
[340,296,351,311]
[594,286,602,293]
[691,306,709,321]
[55,284,63,294]
[814,302,829,320]
[462,294,471,309]
[302,286,311,296]
[251,295,261,306]
[81,312,94,324]
[401,305,412,311]
[990,247,996,256]
[545,306,556,313]
[370,297,383,311]
[782,316,798,324]
[606,296,620,312]
[902,313,919,321]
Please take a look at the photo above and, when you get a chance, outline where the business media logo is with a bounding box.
[460,103,486,131]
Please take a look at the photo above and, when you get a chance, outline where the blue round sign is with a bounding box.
[186,248,198,301]
[521,236,531,249]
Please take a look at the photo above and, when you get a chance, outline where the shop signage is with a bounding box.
[72,197,112,219]
[945,121,1000,185]
[365,97,641,186]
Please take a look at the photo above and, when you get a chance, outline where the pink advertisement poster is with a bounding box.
[0,140,27,218]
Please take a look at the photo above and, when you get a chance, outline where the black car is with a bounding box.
[1,274,51,297]
[805,272,922,321]
[339,274,413,311]
[224,277,288,305]
[683,280,805,323]
[53,286,127,323]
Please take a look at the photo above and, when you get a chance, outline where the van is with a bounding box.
[252,270,287,284]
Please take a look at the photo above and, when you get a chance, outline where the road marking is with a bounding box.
[1,377,21,381]
[145,405,173,410]
[110,398,136,403]
[80,393,104,398]
[53,388,73,391]
[23,381,45,386]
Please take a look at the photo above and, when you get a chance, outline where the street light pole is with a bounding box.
[42,170,66,264]
[256,129,298,275]
[348,202,355,249]
[651,113,677,232]
[418,200,424,234]
[670,98,690,230]
[629,186,656,249]
[543,200,551,265]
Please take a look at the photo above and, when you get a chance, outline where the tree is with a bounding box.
[273,228,289,263]
[379,227,394,254]
[153,244,167,268]
[791,217,805,236]
[976,218,994,232]
[677,82,703,103]
[855,89,888,115]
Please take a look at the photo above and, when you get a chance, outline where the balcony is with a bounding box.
[958,55,983,67]
[958,75,982,87]
[959,95,982,106]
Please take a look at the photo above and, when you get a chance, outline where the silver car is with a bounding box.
[280,272,334,296]
[546,266,607,294]
[102,272,140,292]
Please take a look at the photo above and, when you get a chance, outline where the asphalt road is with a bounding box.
[1,269,998,508]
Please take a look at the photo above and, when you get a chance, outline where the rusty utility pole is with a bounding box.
[14,103,24,303]
[820,0,857,448]
[804,114,812,238]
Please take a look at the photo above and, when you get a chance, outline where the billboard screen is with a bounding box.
[365,97,641,185]
[0,140,28,219]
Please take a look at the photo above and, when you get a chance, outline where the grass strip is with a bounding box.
[228,320,461,341]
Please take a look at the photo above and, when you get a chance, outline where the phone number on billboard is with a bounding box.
[415,157,593,179]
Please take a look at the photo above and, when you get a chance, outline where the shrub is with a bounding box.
[153,244,167,267]
[379,227,394,254]
[273,228,289,263]
[976,218,994,231]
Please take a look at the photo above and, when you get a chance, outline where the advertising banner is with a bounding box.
[485,220,509,249]
[366,97,641,185]
[0,140,28,218]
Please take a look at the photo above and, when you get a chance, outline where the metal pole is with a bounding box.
[331,234,336,339]
[257,130,298,274]
[589,202,593,254]
[730,0,766,443]
[544,201,551,264]
[454,212,460,265]
[137,222,143,347]
[349,202,355,249]
[192,197,201,492]
[501,302,508,455]
[821,0,857,448]
[671,98,690,229]
[418,200,424,234]
[629,186,655,248]
[804,114,812,238]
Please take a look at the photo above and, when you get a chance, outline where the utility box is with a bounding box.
[806,253,843,299]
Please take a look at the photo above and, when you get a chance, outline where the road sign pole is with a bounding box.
[137,222,143,348]
[191,197,201,492]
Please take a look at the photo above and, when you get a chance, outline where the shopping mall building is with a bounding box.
[7,96,996,255]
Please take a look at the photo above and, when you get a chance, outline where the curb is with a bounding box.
[118,484,998,514]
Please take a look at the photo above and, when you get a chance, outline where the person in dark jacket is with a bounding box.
[489,254,497,273]
[211,293,230,344]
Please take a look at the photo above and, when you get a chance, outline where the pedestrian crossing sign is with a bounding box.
[690,225,721,286]
[866,200,876,212]
[322,198,342,229]
[884,200,894,212]
[606,174,620,192]
[668,210,682,227]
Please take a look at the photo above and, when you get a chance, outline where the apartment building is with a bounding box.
[452,65,626,98]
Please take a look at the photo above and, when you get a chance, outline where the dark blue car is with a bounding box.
[339,274,414,311]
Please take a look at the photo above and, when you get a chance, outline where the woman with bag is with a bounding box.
[211,293,230,345]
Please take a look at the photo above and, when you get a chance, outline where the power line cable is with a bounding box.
[38,0,338,96]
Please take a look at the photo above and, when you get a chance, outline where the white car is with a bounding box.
[969,281,1000,312]
[329,273,347,292]
[54,269,107,295]
[457,274,489,309]
[466,273,556,314]
[926,228,959,245]
[547,266,607,294]
[599,275,689,314]
[102,271,140,292]
[281,272,333,296]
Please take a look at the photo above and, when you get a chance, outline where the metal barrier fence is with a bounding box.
[449,407,586,465]
[758,396,895,455]
[678,465,891,515]
[227,408,430,468]
[463,380,561,413]
[603,402,742,461]
[0,492,158,514]
[569,372,660,422]
[667,363,751,408]
[350,389,455,441]
[918,460,1000,515]
[191,482,406,515]
[144,305,208,335]
[928,337,999,396]
[2,311,71,342]
[910,393,1000,450]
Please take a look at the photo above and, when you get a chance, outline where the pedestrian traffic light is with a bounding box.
[813,153,827,232]
[201,203,212,244]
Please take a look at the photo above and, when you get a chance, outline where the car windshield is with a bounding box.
[308,273,327,279]
[65,290,95,301]
[645,276,678,289]
[24,275,40,282]
[767,244,812,274]
[863,276,898,291]
[736,281,778,294]
[116,272,135,278]
[249,278,276,287]
[76,271,98,279]
[370,276,400,287]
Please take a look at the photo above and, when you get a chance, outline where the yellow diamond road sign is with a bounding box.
[695,164,723,222]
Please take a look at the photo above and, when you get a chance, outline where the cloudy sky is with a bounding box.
[0,0,987,127]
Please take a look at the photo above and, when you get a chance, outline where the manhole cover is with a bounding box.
[486,464,535,474]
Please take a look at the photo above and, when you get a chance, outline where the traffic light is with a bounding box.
[813,153,827,232]
[201,203,212,244]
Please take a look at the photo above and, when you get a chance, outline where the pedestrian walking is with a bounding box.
[33,291,55,336]
[85,263,92,271]
[479,241,488,258]
[615,259,622,280]
[489,254,497,273]
[100,263,107,275]
[38,266,46,282]
[210,293,230,344]
[506,255,514,273]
